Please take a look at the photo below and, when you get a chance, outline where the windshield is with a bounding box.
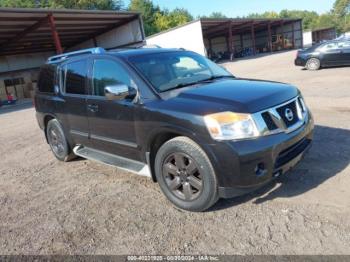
[128,51,233,92]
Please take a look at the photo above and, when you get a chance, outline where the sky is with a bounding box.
[130,0,335,17]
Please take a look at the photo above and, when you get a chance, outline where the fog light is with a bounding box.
[255,163,266,176]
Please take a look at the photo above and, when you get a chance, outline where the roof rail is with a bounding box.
[48,47,106,63]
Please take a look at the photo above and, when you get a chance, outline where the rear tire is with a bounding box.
[306,58,321,70]
[154,136,218,212]
[46,119,75,162]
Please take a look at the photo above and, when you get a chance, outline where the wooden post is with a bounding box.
[291,22,295,49]
[268,22,272,52]
[280,20,285,50]
[48,13,63,54]
[92,37,98,47]
[300,20,304,48]
[240,34,243,49]
[251,22,256,55]
[228,21,233,54]
[208,38,212,50]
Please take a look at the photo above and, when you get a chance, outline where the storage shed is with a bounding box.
[0,8,145,102]
[147,18,303,60]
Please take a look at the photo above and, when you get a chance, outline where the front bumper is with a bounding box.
[294,57,307,67]
[202,113,314,198]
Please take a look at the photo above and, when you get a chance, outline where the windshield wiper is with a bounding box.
[198,75,235,82]
[162,81,201,92]
[162,75,235,92]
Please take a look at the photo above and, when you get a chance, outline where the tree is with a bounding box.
[333,0,350,17]
[129,0,192,36]
[129,0,160,35]
[203,12,228,19]
[333,0,350,32]
[247,11,279,19]
[0,0,124,10]
[279,10,320,30]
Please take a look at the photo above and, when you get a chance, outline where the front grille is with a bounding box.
[261,112,278,130]
[275,138,311,169]
[256,96,307,134]
[276,101,299,128]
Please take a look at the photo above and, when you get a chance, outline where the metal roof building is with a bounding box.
[147,18,303,59]
[0,8,145,103]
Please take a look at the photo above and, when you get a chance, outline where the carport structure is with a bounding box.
[147,18,303,59]
[0,8,144,56]
[0,8,145,102]
[202,18,303,57]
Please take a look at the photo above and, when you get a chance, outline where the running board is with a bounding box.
[73,146,151,177]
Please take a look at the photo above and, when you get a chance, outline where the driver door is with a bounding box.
[86,57,140,160]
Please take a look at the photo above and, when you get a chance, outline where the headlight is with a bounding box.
[204,112,260,141]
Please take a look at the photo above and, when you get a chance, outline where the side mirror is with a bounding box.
[104,84,137,101]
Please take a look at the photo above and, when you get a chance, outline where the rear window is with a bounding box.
[38,65,55,93]
[63,60,87,95]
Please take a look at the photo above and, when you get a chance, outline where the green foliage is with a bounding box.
[247,6,349,33]
[129,0,161,35]
[200,12,228,19]
[129,0,193,36]
[332,0,350,32]
[0,0,123,9]
[0,0,349,35]
[247,11,280,19]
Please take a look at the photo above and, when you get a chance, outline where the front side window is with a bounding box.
[321,43,339,51]
[63,60,87,95]
[92,59,132,96]
[129,51,232,92]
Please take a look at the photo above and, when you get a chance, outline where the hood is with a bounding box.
[173,78,298,113]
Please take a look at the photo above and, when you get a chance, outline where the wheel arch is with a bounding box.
[43,114,56,143]
[145,126,200,182]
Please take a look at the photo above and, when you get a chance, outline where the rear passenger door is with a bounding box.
[321,43,343,66]
[60,59,90,146]
[338,41,350,65]
[86,57,140,160]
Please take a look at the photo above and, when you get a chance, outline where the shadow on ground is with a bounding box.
[0,101,33,115]
[211,125,350,211]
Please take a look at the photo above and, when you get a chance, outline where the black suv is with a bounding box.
[35,47,314,211]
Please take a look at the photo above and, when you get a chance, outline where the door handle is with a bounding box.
[87,104,99,112]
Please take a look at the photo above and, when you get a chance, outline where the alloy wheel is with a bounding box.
[162,152,203,201]
[48,126,65,157]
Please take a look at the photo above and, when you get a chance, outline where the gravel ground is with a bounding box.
[0,50,349,255]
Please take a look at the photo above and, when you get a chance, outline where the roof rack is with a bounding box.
[47,47,106,63]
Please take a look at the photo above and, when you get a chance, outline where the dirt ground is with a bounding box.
[0,50,349,255]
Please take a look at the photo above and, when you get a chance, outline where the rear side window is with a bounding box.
[63,60,87,95]
[38,65,55,93]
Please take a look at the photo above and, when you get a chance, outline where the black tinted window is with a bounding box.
[64,60,87,95]
[92,59,131,96]
[38,65,55,93]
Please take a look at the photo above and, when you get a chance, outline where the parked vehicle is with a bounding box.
[295,40,350,70]
[35,47,314,211]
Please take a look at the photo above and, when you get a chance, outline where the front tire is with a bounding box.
[46,119,75,162]
[155,136,218,212]
[306,58,321,70]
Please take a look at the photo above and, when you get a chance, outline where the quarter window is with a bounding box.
[92,59,132,96]
[63,60,87,95]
